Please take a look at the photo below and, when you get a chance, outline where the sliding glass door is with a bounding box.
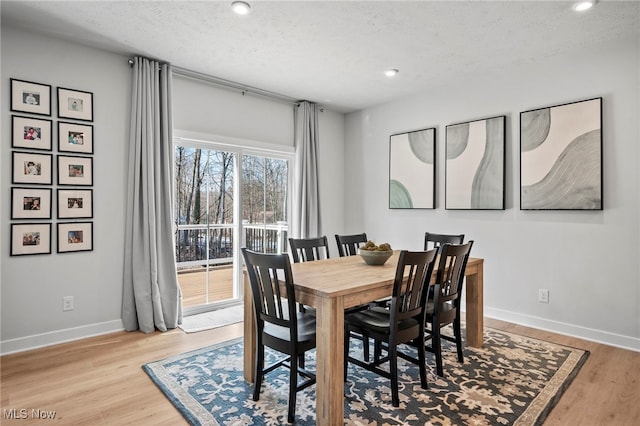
[174,141,290,314]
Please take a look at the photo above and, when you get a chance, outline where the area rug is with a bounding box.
[143,327,589,425]
[179,305,244,333]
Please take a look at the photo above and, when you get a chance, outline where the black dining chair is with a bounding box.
[424,232,465,254]
[241,248,316,423]
[425,241,473,377]
[344,249,438,406]
[288,236,330,263]
[335,233,368,257]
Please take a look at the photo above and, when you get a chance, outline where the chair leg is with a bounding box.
[389,344,400,407]
[288,355,298,423]
[362,332,370,361]
[253,343,264,401]
[453,318,464,364]
[433,323,444,377]
[416,336,428,389]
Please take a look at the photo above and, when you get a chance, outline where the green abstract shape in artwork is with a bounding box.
[389,179,413,208]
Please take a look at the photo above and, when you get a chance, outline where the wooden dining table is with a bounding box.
[243,250,484,426]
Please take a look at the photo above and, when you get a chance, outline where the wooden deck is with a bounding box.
[178,266,235,308]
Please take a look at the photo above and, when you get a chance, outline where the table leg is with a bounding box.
[465,262,484,348]
[243,271,256,383]
[315,295,344,426]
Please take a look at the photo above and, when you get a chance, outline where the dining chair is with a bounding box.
[423,232,465,253]
[425,240,474,377]
[335,233,368,257]
[241,248,316,423]
[288,236,330,263]
[344,249,438,407]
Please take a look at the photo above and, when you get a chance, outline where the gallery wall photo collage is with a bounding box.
[9,78,94,256]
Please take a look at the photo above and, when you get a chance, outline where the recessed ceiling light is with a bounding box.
[385,69,399,77]
[573,1,596,12]
[231,1,251,15]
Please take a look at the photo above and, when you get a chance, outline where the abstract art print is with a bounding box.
[389,127,435,209]
[445,116,505,209]
[520,97,602,210]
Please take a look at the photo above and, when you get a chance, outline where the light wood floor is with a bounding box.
[178,266,234,308]
[1,318,638,425]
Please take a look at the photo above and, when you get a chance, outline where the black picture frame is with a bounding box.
[57,155,93,186]
[58,121,94,154]
[57,87,93,121]
[10,78,52,116]
[57,189,93,219]
[445,115,506,210]
[57,222,93,253]
[520,97,603,210]
[10,223,52,256]
[12,151,53,185]
[12,115,53,151]
[388,127,436,209]
[11,187,52,220]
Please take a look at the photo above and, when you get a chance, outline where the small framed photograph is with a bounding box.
[58,222,93,253]
[12,115,53,151]
[58,189,93,219]
[11,187,52,220]
[10,78,52,116]
[58,155,93,186]
[58,87,93,121]
[58,121,94,154]
[10,223,52,256]
[12,151,53,185]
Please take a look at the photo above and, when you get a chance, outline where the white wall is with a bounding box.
[1,26,347,354]
[344,37,640,350]
[1,26,131,353]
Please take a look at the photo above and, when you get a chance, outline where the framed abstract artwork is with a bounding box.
[520,97,602,210]
[445,115,505,210]
[10,78,52,116]
[12,115,53,151]
[389,127,436,209]
[58,222,93,253]
[58,87,93,121]
[10,223,52,256]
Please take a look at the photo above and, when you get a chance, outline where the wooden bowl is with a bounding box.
[358,248,393,266]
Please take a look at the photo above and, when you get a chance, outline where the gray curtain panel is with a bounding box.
[291,101,322,238]
[122,57,182,333]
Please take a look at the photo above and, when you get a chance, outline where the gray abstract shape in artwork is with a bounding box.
[521,108,551,152]
[408,129,434,164]
[471,117,504,209]
[521,129,601,209]
[389,179,413,208]
[446,123,469,159]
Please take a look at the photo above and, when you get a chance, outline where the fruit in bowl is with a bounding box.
[359,241,393,265]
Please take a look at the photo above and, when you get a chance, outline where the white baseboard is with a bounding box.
[484,307,640,352]
[0,319,125,355]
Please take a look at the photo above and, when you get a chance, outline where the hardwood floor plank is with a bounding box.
[1,319,638,425]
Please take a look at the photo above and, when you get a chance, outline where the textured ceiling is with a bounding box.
[2,1,639,112]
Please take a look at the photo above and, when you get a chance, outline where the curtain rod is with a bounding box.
[127,58,324,109]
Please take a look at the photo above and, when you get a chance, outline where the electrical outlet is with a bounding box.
[538,289,549,304]
[63,296,74,311]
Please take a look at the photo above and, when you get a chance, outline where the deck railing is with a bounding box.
[175,222,288,269]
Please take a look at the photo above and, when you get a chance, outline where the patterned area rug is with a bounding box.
[143,327,588,425]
